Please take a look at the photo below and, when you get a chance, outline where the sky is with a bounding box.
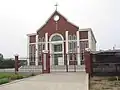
[0,0,120,58]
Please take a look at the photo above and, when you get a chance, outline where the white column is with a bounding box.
[88,30,92,49]
[35,35,38,66]
[27,36,30,66]
[76,31,81,65]
[45,33,48,50]
[65,31,69,65]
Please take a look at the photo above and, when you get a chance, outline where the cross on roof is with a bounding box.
[54,3,58,11]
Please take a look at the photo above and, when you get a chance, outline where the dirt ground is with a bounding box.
[90,76,120,90]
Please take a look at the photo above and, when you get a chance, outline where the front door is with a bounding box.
[54,54,64,65]
[52,43,64,65]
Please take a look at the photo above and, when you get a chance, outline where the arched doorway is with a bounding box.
[49,33,64,66]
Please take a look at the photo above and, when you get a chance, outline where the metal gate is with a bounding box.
[13,53,85,74]
[49,53,84,72]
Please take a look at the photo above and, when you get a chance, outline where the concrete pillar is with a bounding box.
[35,35,38,66]
[65,31,69,65]
[27,36,30,66]
[76,31,81,65]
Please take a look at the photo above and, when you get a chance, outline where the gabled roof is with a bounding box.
[37,10,79,33]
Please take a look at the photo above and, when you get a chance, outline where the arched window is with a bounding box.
[69,42,72,51]
[68,35,72,40]
[51,35,62,41]
[41,37,45,42]
[73,35,77,40]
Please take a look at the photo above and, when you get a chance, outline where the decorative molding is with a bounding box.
[49,33,64,41]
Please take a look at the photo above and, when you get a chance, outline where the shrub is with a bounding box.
[31,73,36,76]
[10,75,18,80]
[0,59,15,69]
[10,74,23,80]
[0,78,9,85]
[16,75,23,79]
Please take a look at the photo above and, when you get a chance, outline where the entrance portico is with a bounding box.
[49,33,64,66]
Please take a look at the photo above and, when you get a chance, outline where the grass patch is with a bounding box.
[0,73,26,85]
[9,74,24,80]
[0,78,9,84]
[0,72,38,85]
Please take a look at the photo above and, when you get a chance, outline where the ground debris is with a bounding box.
[90,76,120,90]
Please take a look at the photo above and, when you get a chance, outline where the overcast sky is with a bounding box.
[0,0,120,58]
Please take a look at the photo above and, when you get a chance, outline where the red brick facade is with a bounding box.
[27,10,96,68]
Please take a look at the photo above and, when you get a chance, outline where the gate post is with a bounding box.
[84,51,92,75]
[42,50,50,73]
[73,53,76,72]
[14,54,19,74]
[65,54,68,72]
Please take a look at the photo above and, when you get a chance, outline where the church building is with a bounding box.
[27,8,96,70]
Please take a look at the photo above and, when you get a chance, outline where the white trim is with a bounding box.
[65,31,68,53]
[45,33,48,50]
[29,43,36,45]
[27,36,30,66]
[76,31,81,65]
[35,35,38,66]
[88,30,92,49]
[49,41,63,44]
[27,33,36,36]
[49,33,64,41]
[65,31,69,65]
[36,11,57,33]
[56,11,79,28]
[43,54,46,70]
[86,73,89,90]
[37,39,88,44]
[79,28,90,31]
[80,39,88,41]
